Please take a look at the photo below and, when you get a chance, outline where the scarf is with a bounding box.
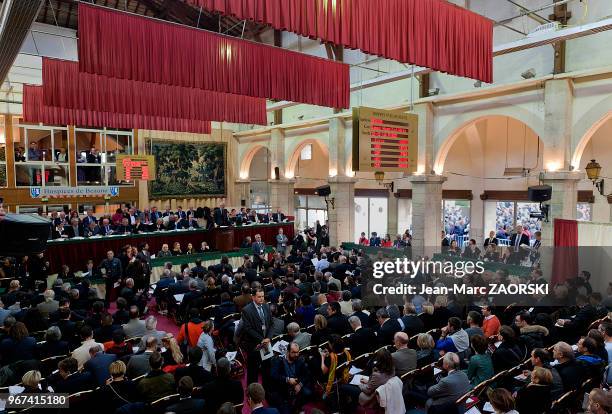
[325,350,352,395]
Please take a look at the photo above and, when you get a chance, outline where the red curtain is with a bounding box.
[187,0,493,83]
[42,58,267,125]
[552,218,578,285]
[23,85,211,133]
[78,3,350,108]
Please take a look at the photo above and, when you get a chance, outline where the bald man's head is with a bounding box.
[394,331,409,348]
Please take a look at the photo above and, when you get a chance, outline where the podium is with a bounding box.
[215,228,235,252]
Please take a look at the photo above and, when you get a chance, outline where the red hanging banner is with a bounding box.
[42,58,267,125]
[23,85,212,134]
[77,3,350,108]
[186,0,493,83]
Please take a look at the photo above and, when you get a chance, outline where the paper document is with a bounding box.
[466,407,482,414]
[349,366,363,376]
[350,374,369,386]
[433,367,442,375]
[272,340,289,354]
[173,293,185,303]
[225,351,237,362]
[260,344,274,361]
[483,402,494,412]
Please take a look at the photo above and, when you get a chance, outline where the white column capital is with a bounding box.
[539,171,584,182]
[405,174,448,185]
[328,175,358,185]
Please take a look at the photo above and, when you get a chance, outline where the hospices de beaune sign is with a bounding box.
[29,186,120,198]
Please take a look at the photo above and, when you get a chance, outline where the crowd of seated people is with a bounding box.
[0,234,611,414]
[44,204,290,240]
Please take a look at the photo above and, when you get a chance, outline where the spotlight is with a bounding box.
[521,68,536,79]
[428,88,440,96]
[473,80,482,88]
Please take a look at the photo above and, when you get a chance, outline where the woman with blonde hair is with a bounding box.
[161,333,183,366]
[22,370,45,393]
[515,366,553,414]
[97,360,137,412]
[311,313,331,346]
[416,333,437,367]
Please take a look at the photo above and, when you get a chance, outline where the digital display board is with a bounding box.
[116,155,156,181]
[352,106,418,172]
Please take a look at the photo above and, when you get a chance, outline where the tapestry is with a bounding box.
[149,141,226,197]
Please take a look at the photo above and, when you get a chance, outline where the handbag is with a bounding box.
[180,322,190,355]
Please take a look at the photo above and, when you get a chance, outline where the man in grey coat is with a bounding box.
[426,352,471,411]
[122,307,147,339]
[391,332,417,377]
[126,336,157,379]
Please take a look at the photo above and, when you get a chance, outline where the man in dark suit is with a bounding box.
[198,357,244,412]
[252,234,266,270]
[272,208,286,223]
[166,376,205,414]
[326,301,350,335]
[64,218,85,238]
[258,213,270,223]
[83,221,101,237]
[81,210,97,228]
[348,315,377,357]
[369,232,381,247]
[376,307,402,345]
[240,288,273,385]
[509,225,530,250]
[269,342,312,413]
[114,218,132,235]
[50,357,94,394]
[213,204,230,226]
[247,383,280,414]
[99,218,115,236]
[556,294,598,343]
[483,230,498,247]
[441,231,450,248]
[84,345,117,386]
[174,348,214,386]
[507,225,530,264]
[350,299,372,328]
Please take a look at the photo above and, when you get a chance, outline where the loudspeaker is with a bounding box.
[0,214,50,256]
[528,185,552,202]
[274,167,280,180]
[241,199,246,207]
[315,185,331,197]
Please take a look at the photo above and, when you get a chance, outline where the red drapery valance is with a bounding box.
[77,3,350,108]
[552,218,578,285]
[24,85,212,133]
[186,0,493,83]
[42,58,267,125]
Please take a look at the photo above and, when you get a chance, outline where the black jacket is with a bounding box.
[377,318,402,345]
[240,302,273,350]
[270,355,310,398]
[349,327,378,356]
[326,313,351,336]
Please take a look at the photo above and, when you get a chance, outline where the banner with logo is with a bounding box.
[29,186,120,199]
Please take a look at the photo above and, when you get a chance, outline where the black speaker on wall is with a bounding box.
[315,185,331,197]
[0,214,50,256]
[274,167,280,180]
[528,185,552,202]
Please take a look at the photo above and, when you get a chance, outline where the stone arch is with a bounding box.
[572,108,612,169]
[285,138,330,178]
[239,143,270,179]
[434,113,544,174]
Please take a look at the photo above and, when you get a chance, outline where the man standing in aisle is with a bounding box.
[240,288,273,385]
[252,234,266,270]
[99,250,122,307]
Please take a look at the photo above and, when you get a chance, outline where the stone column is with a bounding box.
[327,176,357,247]
[387,193,399,236]
[234,180,251,208]
[268,179,295,216]
[328,117,347,176]
[407,174,447,257]
[591,191,611,222]
[270,128,286,179]
[540,171,583,246]
[543,79,573,171]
